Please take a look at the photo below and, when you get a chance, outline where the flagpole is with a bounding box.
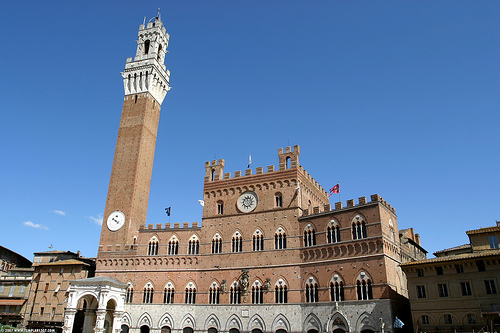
[169,205,171,224]
[338,180,340,203]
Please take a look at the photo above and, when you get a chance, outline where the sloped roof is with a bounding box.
[70,276,127,288]
[0,245,32,267]
[433,243,471,255]
[466,226,500,235]
[33,259,91,267]
[401,248,500,267]
[33,250,77,255]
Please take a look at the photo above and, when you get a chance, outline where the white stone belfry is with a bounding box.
[63,277,127,333]
[122,15,171,104]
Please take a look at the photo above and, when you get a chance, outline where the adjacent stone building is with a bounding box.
[0,246,33,327]
[401,222,500,333]
[59,13,427,333]
[25,251,95,332]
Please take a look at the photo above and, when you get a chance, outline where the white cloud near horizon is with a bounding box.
[23,221,49,230]
[89,214,103,226]
[52,210,66,216]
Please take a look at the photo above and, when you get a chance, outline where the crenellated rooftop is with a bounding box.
[204,146,328,197]
[300,194,396,217]
[139,221,201,231]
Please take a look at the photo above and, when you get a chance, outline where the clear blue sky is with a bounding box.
[1,1,498,261]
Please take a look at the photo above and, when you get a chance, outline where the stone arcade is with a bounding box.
[63,13,425,333]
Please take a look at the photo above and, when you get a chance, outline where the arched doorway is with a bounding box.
[161,326,171,333]
[307,330,319,333]
[332,330,345,333]
[72,300,86,333]
[140,325,150,333]
[229,329,240,333]
[121,325,129,333]
[183,328,193,333]
[104,299,116,333]
[72,295,98,333]
[276,330,287,333]
[208,328,217,333]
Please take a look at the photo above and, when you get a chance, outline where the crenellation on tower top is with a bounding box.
[202,146,329,197]
[278,145,300,170]
[205,159,225,182]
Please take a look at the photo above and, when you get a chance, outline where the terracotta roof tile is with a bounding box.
[33,259,90,267]
[466,226,500,235]
[401,249,500,266]
[433,243,471,254]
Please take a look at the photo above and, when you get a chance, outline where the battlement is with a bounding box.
[203,146,327,197]
[301,194,396,217]
[278,145,300,170]
[205,159,225,181]
[139,222,201,231]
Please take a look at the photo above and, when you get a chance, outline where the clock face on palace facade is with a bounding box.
[237,192,258,213]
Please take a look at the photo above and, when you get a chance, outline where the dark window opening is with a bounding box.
[476,260,486,272]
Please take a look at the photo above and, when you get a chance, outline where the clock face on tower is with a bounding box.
[237,192,258,213]
[107,210,126,231]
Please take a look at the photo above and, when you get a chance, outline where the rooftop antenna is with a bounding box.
[143,16,146,26]
[157,8,161,20]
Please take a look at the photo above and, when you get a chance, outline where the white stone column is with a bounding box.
[94,309,107,333]
[63,308,77,333]
[112,311,123,333]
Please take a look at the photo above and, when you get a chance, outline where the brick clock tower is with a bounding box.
[98,15,170,253]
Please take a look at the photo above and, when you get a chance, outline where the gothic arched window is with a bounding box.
[352,215,367,240]
[251,280,264,304]
[209,282,220,304]
[230,281,241,304]
[275,192,283,208]
[327,220,341,243]
[168,236,179,255]
[275,279,288,304]
[163,282,174,304]
[356,272,373,300]
[275,227,287,250]
[305,277,319,303]
[188,235,199,255]
[143,283,154,303]
[253,229,264,251]
[304,224,316,247]
[212,234,222,254]
[232,231,242,253]
[148,236,158,255]
[125,283,134,303]
[184,282,196,304]
[329,274,344,301]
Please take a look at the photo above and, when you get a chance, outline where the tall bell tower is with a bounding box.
[98,14,171,252]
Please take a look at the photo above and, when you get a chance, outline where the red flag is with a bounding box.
[329,184,339,196]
